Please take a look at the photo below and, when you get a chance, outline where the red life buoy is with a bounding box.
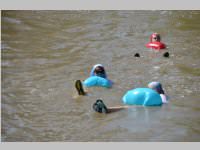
[146,41,166,50]
[146,33,166,50]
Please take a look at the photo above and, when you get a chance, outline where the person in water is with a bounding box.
[90,64,107,79]
[146,33,166,49]
[151,33,161,42]
[93,81,168,114]
[75,64,107,95]
[147,81,168,104]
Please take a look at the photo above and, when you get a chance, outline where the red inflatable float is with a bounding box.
[146,33,166,50]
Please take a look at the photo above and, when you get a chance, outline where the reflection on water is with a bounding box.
[1,10,200,142]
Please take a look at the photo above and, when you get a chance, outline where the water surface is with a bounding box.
[1,10,200,142]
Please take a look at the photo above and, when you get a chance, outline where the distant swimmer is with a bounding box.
[75,64,112,96]
[146,33,166,50]
[90,64,107,79]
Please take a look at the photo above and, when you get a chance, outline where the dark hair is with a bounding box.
[155,34,161,41]
[158,88,165,94]
[94,66,105,74]
[157,84,165,94]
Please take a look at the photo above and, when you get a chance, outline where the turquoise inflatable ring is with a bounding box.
[122,88,162,106]
[83,76,112,88]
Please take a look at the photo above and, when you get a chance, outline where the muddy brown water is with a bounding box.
[1,10,200,141]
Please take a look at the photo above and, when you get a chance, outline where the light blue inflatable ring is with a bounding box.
[122,88,162,106]
[83,76,112,88]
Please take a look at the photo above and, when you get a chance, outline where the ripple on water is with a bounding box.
[2,10,200,142]
[2,17,22,24]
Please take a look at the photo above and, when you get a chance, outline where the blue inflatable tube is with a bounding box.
[83,76,112,88]
[122,88,162,106]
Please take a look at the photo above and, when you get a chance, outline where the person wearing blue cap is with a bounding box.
[75,64,107,95]
[90,64,107,79]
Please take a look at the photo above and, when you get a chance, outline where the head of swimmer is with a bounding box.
[151,33,161,42]
[148,82,165,94]
[94,66,105,77]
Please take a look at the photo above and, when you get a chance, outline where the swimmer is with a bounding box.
[90,64,107,79]
[93,81,169,114]
[148,81,168,103]
[151,33,161,42]
[75,64,108,95]
[146,33,166,50]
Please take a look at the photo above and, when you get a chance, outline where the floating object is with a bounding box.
[134,53,140,57]
[83,76,112,88]
[146,41,166,50]
[122,88,162,106]
[163,52,169,57]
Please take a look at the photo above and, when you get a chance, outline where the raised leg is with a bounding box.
[75,80,86,95]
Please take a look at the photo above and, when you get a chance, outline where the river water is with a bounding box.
[1,10,200,142]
